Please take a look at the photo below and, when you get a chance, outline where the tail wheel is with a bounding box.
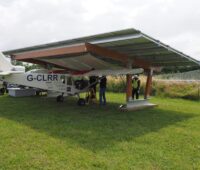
[57,95,64,102]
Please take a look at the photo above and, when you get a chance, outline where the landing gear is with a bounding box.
[0,88,5,95]
[57,95,64,102]
[77,98,86,106]
[36,91,40,96]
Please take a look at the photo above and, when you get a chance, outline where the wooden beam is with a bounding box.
[85,43,129,63]
[13,42,151,69]
[85,43,151,69]
[21,59,46,66]
[13,44,87,60]
[21,59,77,71]
[144,69,153,99]
[133,58,151,69]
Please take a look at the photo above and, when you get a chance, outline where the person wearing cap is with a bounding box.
[99,76,107,105]
[132,75,140,100]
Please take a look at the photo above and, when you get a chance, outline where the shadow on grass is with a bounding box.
[0,96,195,151]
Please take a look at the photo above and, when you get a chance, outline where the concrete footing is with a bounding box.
[119,99,157,111]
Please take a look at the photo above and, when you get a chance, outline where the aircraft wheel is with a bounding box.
[36,91,40,96]
[57,95,64,102]
[77,98,86,106]
[0,88,5,95]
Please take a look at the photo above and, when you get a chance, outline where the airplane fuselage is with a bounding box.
[2,73,79,95]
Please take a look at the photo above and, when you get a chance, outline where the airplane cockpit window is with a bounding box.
[60,75,65,84]
[74,77,89,90]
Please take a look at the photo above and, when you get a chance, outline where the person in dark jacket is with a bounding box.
[99,76,107,105]
[89,76,98,94]
[132,75,140,100]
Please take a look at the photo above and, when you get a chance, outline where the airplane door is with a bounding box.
[52,74,66,92]
[66,76,72,92]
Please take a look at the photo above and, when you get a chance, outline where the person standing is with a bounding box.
[132,75,140,100]
[99,76,107,105]
[89,76,98,94]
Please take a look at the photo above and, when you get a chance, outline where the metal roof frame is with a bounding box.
[3,28,200,70]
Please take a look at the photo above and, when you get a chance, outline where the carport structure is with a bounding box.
[3,28,200,104]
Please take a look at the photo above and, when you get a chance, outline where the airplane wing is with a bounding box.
[0,71,25,76]
[73,68,143,77]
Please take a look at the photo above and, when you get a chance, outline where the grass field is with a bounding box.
[0,93,200,170]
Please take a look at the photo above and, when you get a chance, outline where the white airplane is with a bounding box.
[0,52,143,104]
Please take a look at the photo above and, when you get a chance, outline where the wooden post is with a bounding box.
[126,61,132,102]
[144,69,153,99]
[126,74,132,102]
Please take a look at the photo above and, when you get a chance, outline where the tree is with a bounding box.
[13,60,41,71]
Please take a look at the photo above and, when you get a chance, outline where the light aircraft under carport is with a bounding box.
[0,52,143,104]
[1,28,199,110]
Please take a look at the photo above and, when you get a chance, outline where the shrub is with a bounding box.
[106,76,146,94]
[151,80,200,100]
[106,76,200,101]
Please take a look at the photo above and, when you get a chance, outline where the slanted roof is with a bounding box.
[3,28,200,71]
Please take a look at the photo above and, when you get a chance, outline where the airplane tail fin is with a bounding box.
[0,52,25,75]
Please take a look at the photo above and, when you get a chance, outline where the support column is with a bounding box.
[126,74,132,102]
[126,61,133,102]
[144,68,153,99]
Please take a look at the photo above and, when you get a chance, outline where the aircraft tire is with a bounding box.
[0,88,5,95]
[36,91,40,96]
[77,98,86,106]
[57,95,64,102]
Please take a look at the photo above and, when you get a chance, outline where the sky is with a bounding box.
[0,0,200,61]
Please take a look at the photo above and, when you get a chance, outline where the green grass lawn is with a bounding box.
[0,93,200,170]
